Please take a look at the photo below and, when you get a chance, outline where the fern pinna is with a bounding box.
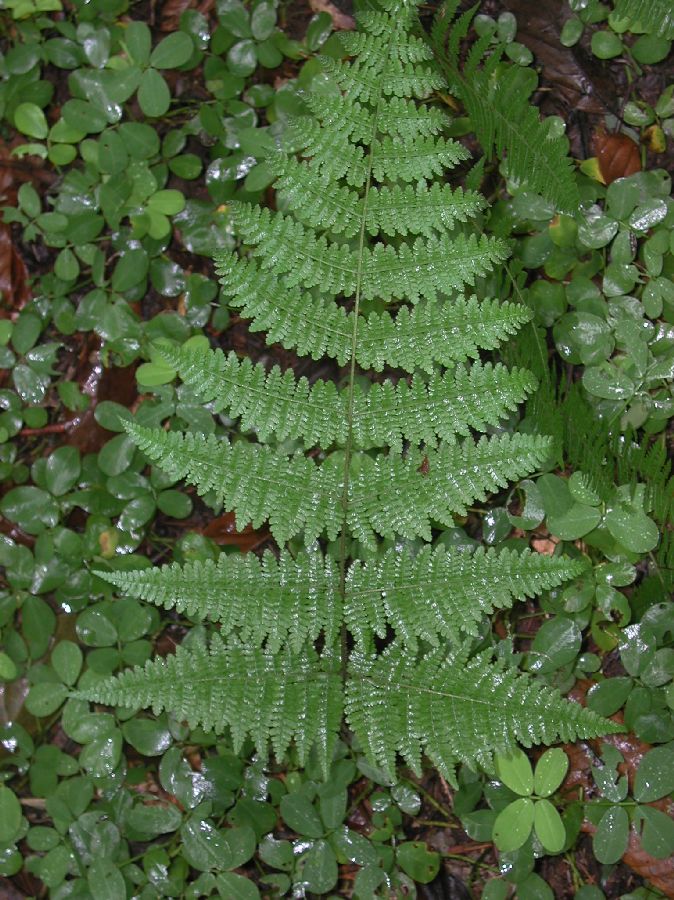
[84,0,620,780]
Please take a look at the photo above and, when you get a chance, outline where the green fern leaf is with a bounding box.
[318,55,443,102]
[96,545,583,656]
[273,154,485,238]
[218,255,531,371]
[227,204,509,302]
[95,550,340,653]
[83,0,620,780]
[126,420,550,546]
[346,645,623,778]
[80,635,342,773]
[429,3,580,213]
[345,546,588,649]
[614,0,674,38]
[357,298,532,373]
[156,341,537,451]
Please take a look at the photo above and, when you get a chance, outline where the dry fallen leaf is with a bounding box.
[308,0,355,31]
[202,510,270,552]
[158,0,214,32]
[594,130,642,185]
[0,224,30,312]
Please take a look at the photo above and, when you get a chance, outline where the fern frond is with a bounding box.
[370,135,469,183]
[80,636,342,773]
[84,0,621,781]
[306,92,449,142]
[346,646,623,778]
[229,204,509,303]
[341,22,434,64]
[219,254,531,371]
[345,546,588,649]
[348,434,551,547]
[97,545,583,655]
[367,183,485,238]
[318,56,443,103]
[157,341,537,451]
[614,0,674,38]
[96,550,339,653]
[273,155,484,238]
[357,298,532,372]
[429,3,580,213]
[126,422,549,546]
[216,257,352,364]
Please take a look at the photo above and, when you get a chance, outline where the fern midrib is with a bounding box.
[337,25,397,684]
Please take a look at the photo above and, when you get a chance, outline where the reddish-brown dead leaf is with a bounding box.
[594,130,642,185]
[0,223,30,312]
[158,0,214,31]
[308,0,355,30]
[63,339,138,453]
[201,510,270,552]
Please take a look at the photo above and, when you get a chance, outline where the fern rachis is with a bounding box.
[84,0,620,781]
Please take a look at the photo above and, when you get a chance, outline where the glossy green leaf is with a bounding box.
[122,717,172,756]
[0,786,22,844]
[534,748,569,798]
[279,793,323,838]
[227,40,257,77]
[529,617,581,674]
[593,805,629,864]
[605,493,659,554]
[633,745,674,802]
[636,805,674,858]
[150,31,194,68]
[45,446,80,496]
[583,365,635,401]
[495,748,533,796]
[14,102,48,139]
[216,872,261,900]
[128,802,182,836]
[396,841,441,884]
[493,798,535,851]
[87,857,126,900]
[533,799,565,853]
[26,683,69,717]
[138,68,171,117]
[148,189,186,216]
[51,641,83,686]
[591,30,623,59]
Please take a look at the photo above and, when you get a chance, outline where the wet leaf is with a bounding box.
[533,799,565,853]
[593,805,629,864]
[594,132,641,185]
[493,798,535,851]
[396,841,440,884]
[633,745,674,803]
[495,748,533,796]
[534,748,568,798]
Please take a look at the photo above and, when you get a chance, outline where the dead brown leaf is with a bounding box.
[202,510,270,552]
[594,130,642,184]
[157,0,214,32]
[308,0,354,31]
[0,224,30,313]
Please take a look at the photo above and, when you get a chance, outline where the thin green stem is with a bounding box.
[336,35,392,685]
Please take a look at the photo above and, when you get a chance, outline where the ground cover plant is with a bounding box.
[0,0,673,897]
